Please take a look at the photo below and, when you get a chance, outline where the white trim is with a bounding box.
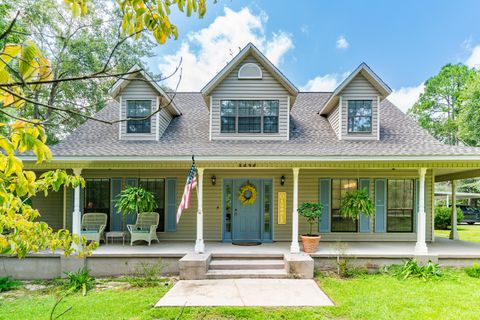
[155,96,160,141]
[338,96,343,140]
[414,167,428,255]
[20,155,480,162]
[290,168,300,253]
[195,168,205,253]
[209,96,213,141]
[287,96,290,141]
[238,62,263,79]
[377,95,381,140]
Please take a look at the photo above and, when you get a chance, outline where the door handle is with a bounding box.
[234,208,238,215]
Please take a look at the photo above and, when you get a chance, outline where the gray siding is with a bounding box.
[327,104,340,138]
[339,73,380,140]
[119,79,160,140]
[158,108,173,138]
[32,189,65,231]
[210,55,290,140]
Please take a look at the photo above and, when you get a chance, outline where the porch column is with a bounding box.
[449,180,459,240]
[414,168,428,255]
[72,168,82,252]
[290,168,300,253]
[195,167,205,253]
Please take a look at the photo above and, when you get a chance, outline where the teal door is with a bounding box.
[233,179,262,241]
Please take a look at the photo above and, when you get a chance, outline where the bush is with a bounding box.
[434,206,464,230]
[127,260,168,287]
[387,259,442,281]
[465,263,480,278]
[0,276,21,292]
[64,268,95,296]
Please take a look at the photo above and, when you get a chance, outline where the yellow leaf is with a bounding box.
[0,44,21,71]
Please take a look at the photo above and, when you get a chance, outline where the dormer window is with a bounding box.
[347,100,372,133]
[127,100,151,134]
[220,100,279,134]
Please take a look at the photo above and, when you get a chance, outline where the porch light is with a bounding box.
[280,175,286,186]
[211,175,216,186]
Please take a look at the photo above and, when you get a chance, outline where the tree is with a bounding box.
[408,63,476,145]
[458,71,480,146]
[0,0,208,258]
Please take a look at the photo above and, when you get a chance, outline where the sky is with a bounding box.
[146,0,480,113]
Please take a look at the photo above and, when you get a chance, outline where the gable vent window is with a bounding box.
[127,100,151,134]
[220,100,279,134]
[347,100,372,133]
[238,63,262,79]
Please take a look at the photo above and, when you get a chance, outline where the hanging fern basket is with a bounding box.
[339,188,374,221]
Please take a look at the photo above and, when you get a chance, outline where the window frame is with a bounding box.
[126,100,152,134]
[386,179,415,233]
[347,100,373,133]
[330,178,359,232]
[138,178,166,233]
[220,100,279,134]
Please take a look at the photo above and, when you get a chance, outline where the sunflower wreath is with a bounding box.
[238,182,257,206]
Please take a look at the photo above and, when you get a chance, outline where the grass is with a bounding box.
[2,270,480,319]
[435,224,480,242]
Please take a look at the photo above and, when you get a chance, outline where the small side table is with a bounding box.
[106,231,126,246]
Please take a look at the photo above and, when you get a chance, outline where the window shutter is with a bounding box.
[359,179,371,233]
[374,179,386,233]
[319,179,331,233]
[110,178,123,231]
[125,178,138,226]
[166,178,177,232]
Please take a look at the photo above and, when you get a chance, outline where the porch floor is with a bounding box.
[90,237,480,259]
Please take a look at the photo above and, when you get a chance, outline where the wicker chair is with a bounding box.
[127,212,160,246]
[81,212,107,244]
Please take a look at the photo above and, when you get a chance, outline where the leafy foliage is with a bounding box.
[386,259,443,281]
[464,262,480,278]
[64,268,95,296]
[434,206,464,230]
[297,202,323,236]
[127,260,169,287]
[115,186,157,215]
[0,275,21,292]
[340,188,374,221]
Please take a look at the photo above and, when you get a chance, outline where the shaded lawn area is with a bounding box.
[2,270,480,320]
[435,224,480,243]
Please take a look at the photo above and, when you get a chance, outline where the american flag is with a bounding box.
[176,156,197,223]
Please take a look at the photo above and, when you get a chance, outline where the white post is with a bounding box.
[290,168,300,253]
[415,168,428,255]
[195,167,205,253]
[450,180,459,240]
[72,168,83,252]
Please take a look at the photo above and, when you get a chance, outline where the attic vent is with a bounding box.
[238,63,262,79]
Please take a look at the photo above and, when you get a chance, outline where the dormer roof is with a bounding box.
[319,63,392,115]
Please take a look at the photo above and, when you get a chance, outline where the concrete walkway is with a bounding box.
[155,279,334,307]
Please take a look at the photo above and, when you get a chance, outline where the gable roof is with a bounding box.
[108,65,182,116]
[320,63,392,115]
[201,43,299,101]
[44,92,480,160]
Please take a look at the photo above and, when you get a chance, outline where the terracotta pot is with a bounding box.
[301,235,321,253]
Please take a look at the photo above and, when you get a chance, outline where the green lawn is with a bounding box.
[2,270,480,320]
[435,224,480,242]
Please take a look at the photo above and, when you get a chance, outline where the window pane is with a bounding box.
[238,117,261,133]
[347,100,372,133]
[331,178,358,232]
[127,100,151,134]
[264,183,271,233]
[139,178,165,232]
[221,117,236,133]
[225,181,232,233]
[387,179,414,232]
[220,100,279,134]
[221,101,236,133]
[263,116,278,133]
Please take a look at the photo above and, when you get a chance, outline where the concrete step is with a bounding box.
[209,259,285,270]
[205,269,289,279]
[211,253,284,259]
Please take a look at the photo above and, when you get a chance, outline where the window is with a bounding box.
[387,179,414,232]
[220,100,279,134]
[139,179,165,232]
[127,100,151,134]
[84,179,110,229]
[331,178,358,232]
[224,181,233,235]
[263,182,271,234]
[347,100,372,133]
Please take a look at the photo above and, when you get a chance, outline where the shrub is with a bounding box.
[435,206,464,230]
[64,268,95,296]
[389,259,442,281]
[127,260,168,287]
[0,276,21,292]
[297,202,323,236]
[465,263,480,278]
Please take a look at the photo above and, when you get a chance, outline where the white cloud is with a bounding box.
[336,36,349,50]
[300,74,339,92]
[465,45,480,69]
[300,24,309,35]
[388,83,425,113]
[157,7,294,91]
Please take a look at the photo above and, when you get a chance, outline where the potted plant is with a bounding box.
[115,186,157,229]
[297,202,323,253]
[340,188,374,221]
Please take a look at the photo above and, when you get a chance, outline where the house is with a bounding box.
[17,43,480,279]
